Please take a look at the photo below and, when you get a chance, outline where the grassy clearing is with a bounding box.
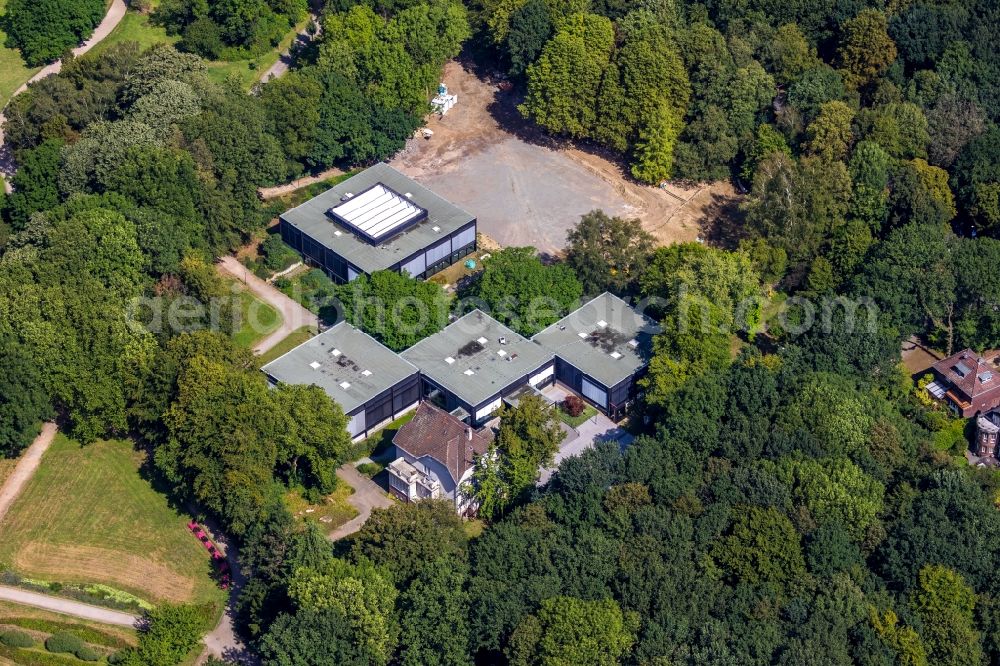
[558,404,598,428]
[284,485,357,532]
[86,7,179,58]
[231,281,282,348]
[258,325,318,364]
[85,0,306,90]
[0,0,41,109]
[0,435,226,608]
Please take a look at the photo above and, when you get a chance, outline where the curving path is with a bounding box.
[328,464,393,541]
[216,255,319,354]
[257,165,343,200]
[0,0,128,192]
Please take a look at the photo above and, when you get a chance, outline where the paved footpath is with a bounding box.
[329,464,393,541]
[0,422,57,524]
[1,0,128,192]
[217,255,318,354]
[0,585,138,627]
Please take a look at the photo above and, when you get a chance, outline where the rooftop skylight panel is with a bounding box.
[309,361,321,369]
[327,183,427,245]
[339,381,351,389]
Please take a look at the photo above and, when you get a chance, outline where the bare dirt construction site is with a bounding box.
[391,61,742,255]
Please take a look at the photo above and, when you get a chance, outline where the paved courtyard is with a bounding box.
[537,383,634,485]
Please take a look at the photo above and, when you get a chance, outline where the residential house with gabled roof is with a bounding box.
[387,402,494,515]
[928,349,1000,418]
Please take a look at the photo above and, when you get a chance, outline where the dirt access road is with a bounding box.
[0,423,57,524]
[328,464,393,541]
[391,61,740,254]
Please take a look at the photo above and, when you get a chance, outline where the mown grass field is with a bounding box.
[0,456,16,488]
[0,435,227,608]
[0,0,40,109]
[231,281,282,348]
[258,325,317,365]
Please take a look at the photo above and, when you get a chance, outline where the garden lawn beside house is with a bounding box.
[559,404,598,428]
[284,485,357,531]
[0,434,227,609]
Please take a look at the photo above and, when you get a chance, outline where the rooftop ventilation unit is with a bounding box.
[628,339,639,348]
[498,337,507,345]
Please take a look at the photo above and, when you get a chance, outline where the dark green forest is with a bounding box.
[1,0,1000,663]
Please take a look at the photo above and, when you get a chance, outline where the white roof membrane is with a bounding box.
[329,184,425,243]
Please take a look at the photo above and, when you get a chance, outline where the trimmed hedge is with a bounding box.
[0,628,34,648]
[0,643,81,665]
[1,617,131,648]
[44,632,84,654]
[75,645,101,661]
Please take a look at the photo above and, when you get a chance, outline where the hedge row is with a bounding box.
[1,618,130,648]
[0,643,82,665]
[0,628,34,648]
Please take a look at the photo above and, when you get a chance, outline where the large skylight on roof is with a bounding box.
[327,183,427,245]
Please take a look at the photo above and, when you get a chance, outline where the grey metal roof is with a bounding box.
[401,310,552,407]
[261,322,418,415]
[532,292,657,388]
[280,163,475,274]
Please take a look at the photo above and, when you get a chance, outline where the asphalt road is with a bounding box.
[329,464,393,541]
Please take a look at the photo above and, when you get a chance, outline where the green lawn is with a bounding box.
[0,455,16,488]
[351,411,416,461]
[231,281,282,348]
[0,0,41,109]
[559,404,598,428]
[258,325,318,364]
[86,7,179,58]
[0,435,227,609]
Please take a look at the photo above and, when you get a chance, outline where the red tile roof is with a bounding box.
[392,403,493,485]
[932,349,1000,416]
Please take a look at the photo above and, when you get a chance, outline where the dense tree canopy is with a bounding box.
[1,0,105,65]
